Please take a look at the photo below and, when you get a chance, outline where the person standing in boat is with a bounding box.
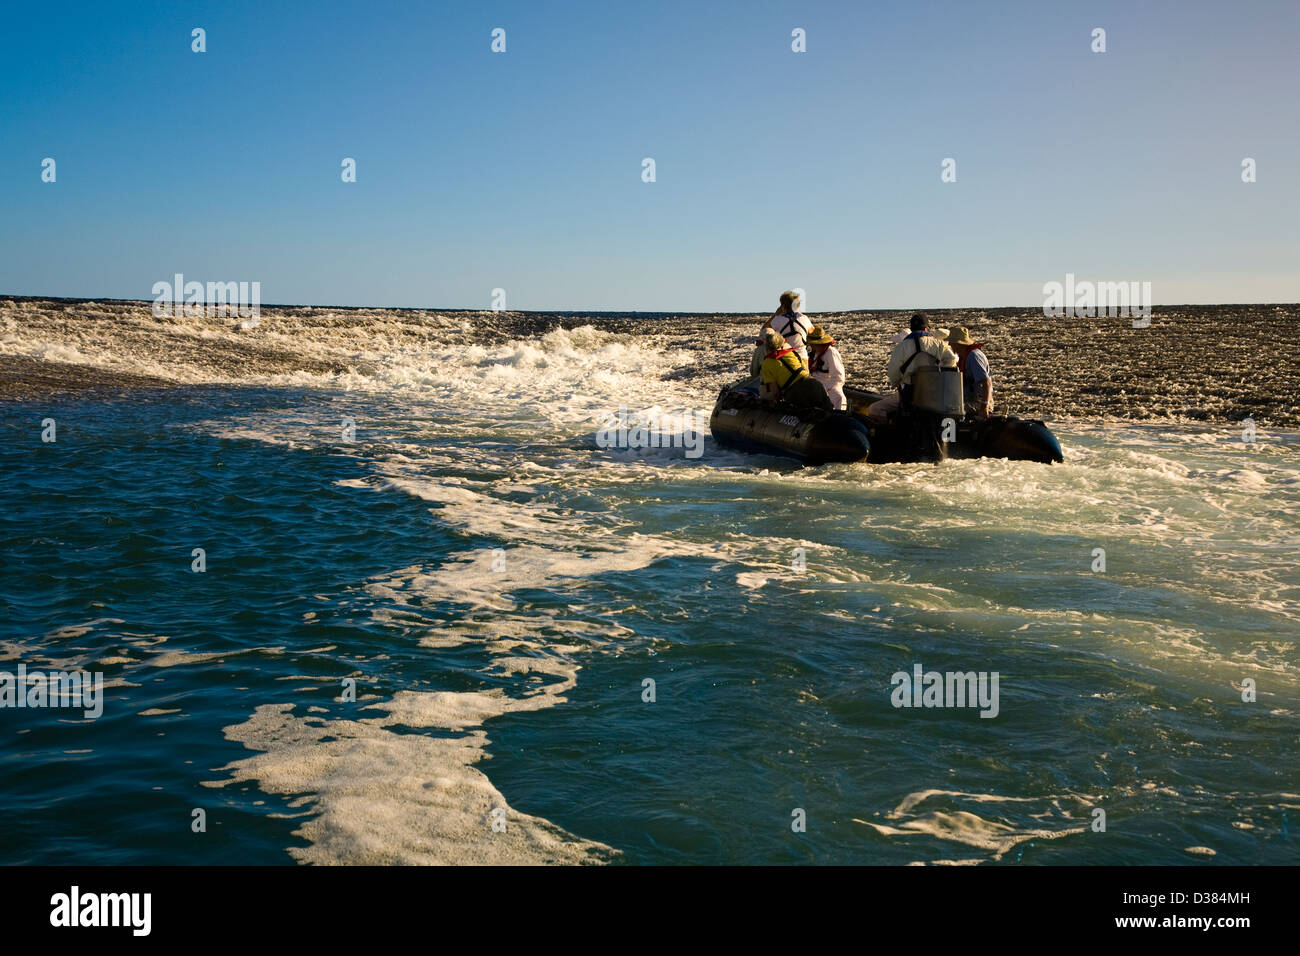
[760,328,832,410]
[946,326,993,418]
[769,290,812,364]
[865,313,956,423]
[805,325,846,411]
[750,290,811,377]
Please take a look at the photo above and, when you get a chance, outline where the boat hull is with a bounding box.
[844,386,1064,464]
[708,383,1063,465]
[709,385,871,464]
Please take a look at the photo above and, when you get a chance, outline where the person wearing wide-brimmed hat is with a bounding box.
[759,328,832,410]
[946,326,993,418]
[805,324,846,410]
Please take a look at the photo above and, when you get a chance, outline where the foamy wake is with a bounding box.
[24,298,1296,863]
[854,789,1091,863]
[206,695,617,865]
[191,318,766,862]
[203,508,758,864]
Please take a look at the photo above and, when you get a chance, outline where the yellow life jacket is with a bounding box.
[762,349,808,397]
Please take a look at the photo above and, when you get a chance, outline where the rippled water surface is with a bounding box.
[1,302,1297,864]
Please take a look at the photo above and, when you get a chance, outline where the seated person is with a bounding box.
[946,326,993,418]
[760,328,832,410]
[805,325,846,410]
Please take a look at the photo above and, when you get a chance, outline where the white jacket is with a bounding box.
[771,312,812,363]
[808,345,846,410]
[886,332,956,387]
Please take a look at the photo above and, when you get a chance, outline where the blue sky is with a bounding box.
[2,0,1296,311]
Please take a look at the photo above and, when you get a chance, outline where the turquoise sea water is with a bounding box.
[1,317,1297,865]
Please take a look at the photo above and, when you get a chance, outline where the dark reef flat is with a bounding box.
[0,354,174,400]
[1,297,1296,426]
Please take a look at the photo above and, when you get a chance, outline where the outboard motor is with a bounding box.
[894,393,944,464]
[893,368,962,462]
[909,367,965,417]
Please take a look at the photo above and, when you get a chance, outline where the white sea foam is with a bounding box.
[855,788,1090,862]
[205,700,616,865]
[15,299,1296,862]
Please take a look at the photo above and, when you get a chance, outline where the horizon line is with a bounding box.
[2,293,1297,315]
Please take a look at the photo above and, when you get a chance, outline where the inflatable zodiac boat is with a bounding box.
[709,371,1063,465]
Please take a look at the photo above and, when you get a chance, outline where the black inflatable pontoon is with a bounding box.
[709,381,1063,465]
[709,383,871,464]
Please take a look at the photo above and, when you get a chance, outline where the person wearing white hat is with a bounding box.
[769,290,812,365]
